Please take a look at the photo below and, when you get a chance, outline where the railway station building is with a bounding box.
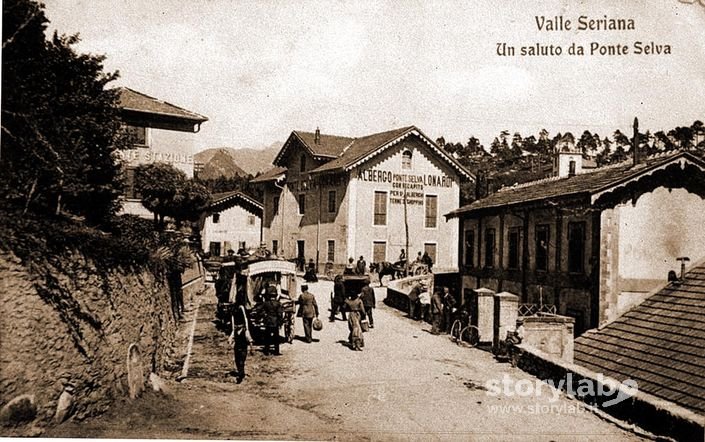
[115,87,208,217]
[253,126,474,272]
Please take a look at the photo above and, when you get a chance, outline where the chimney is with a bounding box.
[314,127,320,145]
[676,256,690,281]
[632,117,640,166]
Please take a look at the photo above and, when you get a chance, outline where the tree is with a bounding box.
[692,120,705,149]
[1,0,129,224]
[577,130,597,157]
[171,180,211,229]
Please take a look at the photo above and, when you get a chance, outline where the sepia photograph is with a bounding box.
[1,0,704,440]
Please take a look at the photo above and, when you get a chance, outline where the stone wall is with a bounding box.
[0,250,179,426]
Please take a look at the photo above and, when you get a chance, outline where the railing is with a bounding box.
[518,303,557,317]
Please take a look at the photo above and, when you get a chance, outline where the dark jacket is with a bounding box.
[408,284,421,302]
[443,292,457,309]
[356,259,366,275]
[360,286,376,308]
[333,281,346,302]
[298,291,319,318]
[262,299,282,328]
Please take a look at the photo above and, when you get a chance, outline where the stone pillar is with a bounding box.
[520,315,575,363]
[493,291,519,352]
[473,287,495,344]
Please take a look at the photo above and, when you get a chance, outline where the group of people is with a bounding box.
[344,256,368,276]
[407,284,458,335]
[228,275,377,382]
[330,275,376,351]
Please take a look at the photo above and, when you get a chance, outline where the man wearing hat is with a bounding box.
[359,278,376,329]
[297,284,319,343]
[262,286,283,355]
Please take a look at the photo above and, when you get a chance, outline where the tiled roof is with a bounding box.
[447,151,704,217]
[209,191,262,213]
[308,126,416,173]
[116,87,208,122]
[250,166,287,183]
[574,264,705,415]
[293,131,354,158]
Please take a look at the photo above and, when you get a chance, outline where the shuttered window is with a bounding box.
[327,240,335,262]
[374,191,387,226]
[425,195,438,228]
[373,241,387,263]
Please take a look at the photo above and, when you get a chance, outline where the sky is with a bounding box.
[42,0,705,153]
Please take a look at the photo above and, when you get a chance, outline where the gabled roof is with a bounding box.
[574,263,705,415]
[209,191,262,215]
[116,87,208,123]
[272,125,473,180]
[273,131,354,165]
[250,166,287,184]
[447,150,705,217]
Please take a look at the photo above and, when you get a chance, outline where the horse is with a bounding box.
[370,261,405,286]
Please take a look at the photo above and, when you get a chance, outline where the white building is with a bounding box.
[201,191,263,256]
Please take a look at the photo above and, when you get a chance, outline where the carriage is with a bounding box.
[215,257,298,342]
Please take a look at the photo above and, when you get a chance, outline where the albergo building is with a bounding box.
[253,126,474,272]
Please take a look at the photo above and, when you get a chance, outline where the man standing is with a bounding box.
[408,282,421,320]
[262,287,282,355]
[442,287,457,333]
[228,292,252,383]
[330,275,347,321]
[356,255,367,275]
[430,288,443,334]
[360,279,376,329]
[297,284,319,343]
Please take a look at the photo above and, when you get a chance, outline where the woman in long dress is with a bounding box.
[344,292,366,351]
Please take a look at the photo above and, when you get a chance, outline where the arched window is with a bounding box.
[300,154,307,172]
[402,150,412,169]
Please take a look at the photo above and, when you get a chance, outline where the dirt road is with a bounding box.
[50,279,643,440]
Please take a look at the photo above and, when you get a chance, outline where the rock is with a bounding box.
[126,343,144,399]
[54,389,74,423]
[148,373,170,395]
[0,394,36,426]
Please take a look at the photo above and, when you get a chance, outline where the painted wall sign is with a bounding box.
[118,149,194,165]
[356,169,454,188]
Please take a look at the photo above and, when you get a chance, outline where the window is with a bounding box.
[568,222,586,273]
[508,228,521,270]
[464,230,475,267]
[124,167,140,199]
[374,191,387,225]
[484,229,495,268]
[569,160,576,176]
[298,194,305,215]
[373,241,387,263]
[125,125,147,146]
[300,155,307,172]
[247,215,256,225]
[273,196,279,214]
[402,150,412,169]
[535,224,550,271]
[297,240,305,259]
[327,240,335,262]
[212,213,220,224]
[424,243,437,264]
[272,240,279,256]
[328,190,336,213]
[425,195,438,228]
[209,242,221,257]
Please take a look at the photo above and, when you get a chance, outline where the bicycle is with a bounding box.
[449,309,480,348]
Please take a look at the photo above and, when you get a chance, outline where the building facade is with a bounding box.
[115,87,208,217]
[200,191,263,256]
[253,126,474,272]
[447,149,705,334]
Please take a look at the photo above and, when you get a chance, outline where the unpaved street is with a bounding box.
[50,280,642,440]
